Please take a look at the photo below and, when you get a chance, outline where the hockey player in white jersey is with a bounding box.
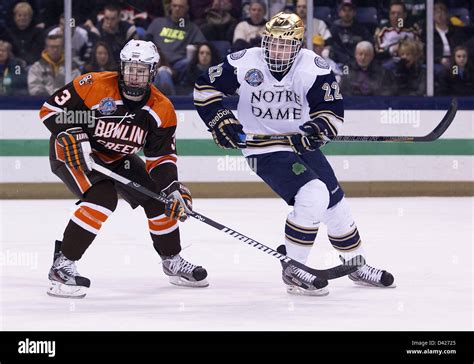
[194,12,395,295]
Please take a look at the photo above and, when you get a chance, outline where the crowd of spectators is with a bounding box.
[0,0,473,97]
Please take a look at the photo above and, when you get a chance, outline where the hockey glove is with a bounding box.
[161,181,193,222]
[57,127,92,172]
[289,119,332,155]
[207,109,246,149]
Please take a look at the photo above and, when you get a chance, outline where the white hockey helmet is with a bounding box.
[119,40,160,97]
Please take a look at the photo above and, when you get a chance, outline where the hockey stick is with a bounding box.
[246,98,458,144]
[92,162,364,280]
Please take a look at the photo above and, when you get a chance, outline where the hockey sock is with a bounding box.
[62,202,113,260]
[323,197,365,261]
[144,198,181,257]
[284,179,329,263]
[60,180,117,260]
[285,218,318,264]
[328,226,365,261]
[148,213,181,257]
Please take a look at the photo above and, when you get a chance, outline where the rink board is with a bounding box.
[0,109,472,197]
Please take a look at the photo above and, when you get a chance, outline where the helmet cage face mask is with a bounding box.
[120,61,156,97]
[262,36,302,73]
[119,40,159,98]
[261,12,304,73]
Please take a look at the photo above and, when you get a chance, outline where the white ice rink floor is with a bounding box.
[0,197,472,331]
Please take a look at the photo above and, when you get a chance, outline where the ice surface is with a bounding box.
[0,198,472,331]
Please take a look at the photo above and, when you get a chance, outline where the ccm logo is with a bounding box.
[78,74,92,86]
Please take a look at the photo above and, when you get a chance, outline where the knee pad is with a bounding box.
[322,198,354,235]
[290,179,330,226]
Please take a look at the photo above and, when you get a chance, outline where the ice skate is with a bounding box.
[277,245,329,296]
[47,241,90,298]
[340,256,396,288]
[161,254,209,287]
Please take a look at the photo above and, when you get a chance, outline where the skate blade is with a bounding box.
[169,276,209,288]
[351,280,397,288]
[47,280,88,298]
[286,285,329,296]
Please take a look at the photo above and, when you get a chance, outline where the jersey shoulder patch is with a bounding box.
[314,55,329,69]
[229,49,247,60]
[227,47,260,66]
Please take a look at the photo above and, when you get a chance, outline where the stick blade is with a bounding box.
[422,98,458,141]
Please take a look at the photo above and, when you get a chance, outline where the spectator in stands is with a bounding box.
[386,38,425,96]
[198,0,238,42]
[374,1,420,61]
[438,45,474,96]
[96,3,138,61]
[27,34,80,96]
[47,14,98,66]
[0,2,44,65]
[465,36,474,64]
[295,0,333,47]
[232,0,267,51]
[267,0,288,18]
[37,0,101,30]
[340,40,391,96]
[433,0,468,71]
[312,35,341,82]
[329,0,372,64]
[146,0,206,77]
[403,0,426,28]
[153,47,176,96]
[82,41,118,73]
[190,0,242,23]
[178,42,221,95]
[0,40,28,96]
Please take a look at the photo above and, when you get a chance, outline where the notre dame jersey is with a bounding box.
[40,72,178,175]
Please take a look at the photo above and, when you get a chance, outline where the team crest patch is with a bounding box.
[244,69,264,87]
[229,49,246,60]
[98,97,117,115]
[314,56,329,69]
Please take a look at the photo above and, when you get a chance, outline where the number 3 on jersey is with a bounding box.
[54,89,71,105]
[322,82,342,101]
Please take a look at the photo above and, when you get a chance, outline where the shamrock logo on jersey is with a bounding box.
[292,162,307,175]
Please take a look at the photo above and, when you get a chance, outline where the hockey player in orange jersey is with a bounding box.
[40,40,208,298]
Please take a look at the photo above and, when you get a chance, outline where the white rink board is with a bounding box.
[0,109,472,183]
